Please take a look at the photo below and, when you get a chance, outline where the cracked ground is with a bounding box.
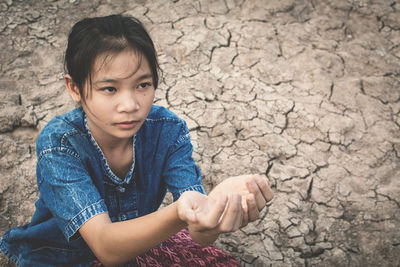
[0,0,399,266]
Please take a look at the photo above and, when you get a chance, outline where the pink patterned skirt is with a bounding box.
[91,229,240,267]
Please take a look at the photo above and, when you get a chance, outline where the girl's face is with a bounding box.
[67,49,155,145]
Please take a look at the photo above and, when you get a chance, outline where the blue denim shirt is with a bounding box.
[0,105,205,267]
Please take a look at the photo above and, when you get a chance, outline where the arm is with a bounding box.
[79,190,236,266]
[79,201,185,266]
[38,152,187,266]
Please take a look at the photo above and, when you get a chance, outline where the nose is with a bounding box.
[116,90,140,113]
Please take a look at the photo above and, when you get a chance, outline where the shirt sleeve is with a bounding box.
[162,122,206,201]
[36,149,108,241]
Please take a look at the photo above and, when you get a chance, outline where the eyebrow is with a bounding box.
[94,73,153,85]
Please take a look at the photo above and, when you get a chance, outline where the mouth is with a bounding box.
[116,120,141,129]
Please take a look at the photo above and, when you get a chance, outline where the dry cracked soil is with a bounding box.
[0,0,399,266]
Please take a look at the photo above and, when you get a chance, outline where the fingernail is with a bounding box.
[248,195,256,203]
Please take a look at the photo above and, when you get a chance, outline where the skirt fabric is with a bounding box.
[91,229,240,267]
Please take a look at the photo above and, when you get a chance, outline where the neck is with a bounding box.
[86,118,133,153]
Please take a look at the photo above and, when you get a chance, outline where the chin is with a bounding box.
[117,130,137,138]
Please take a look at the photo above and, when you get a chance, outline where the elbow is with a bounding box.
[93,247,135,267]
[92,249,119,267]
[92,242,141,267]
[79,214,138,266]
[88,236,125,267]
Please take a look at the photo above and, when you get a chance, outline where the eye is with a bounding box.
[101,87,116,93]
[137,82,152,90]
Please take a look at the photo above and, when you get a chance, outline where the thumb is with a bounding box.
[207,195,228,226]
[185,209,197,223]
[177,193,198,223]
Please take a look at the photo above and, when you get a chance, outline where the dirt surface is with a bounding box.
[0,0,399,266]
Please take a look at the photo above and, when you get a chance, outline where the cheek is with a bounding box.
[85,98,113,118]
[143,91,155,106]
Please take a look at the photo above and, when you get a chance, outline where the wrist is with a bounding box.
[172,200,188,229]
[188,227,219,247]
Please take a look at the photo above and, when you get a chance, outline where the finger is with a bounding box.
[203,195,228,229]
[246,194,260,222]
[228,194,243,231]
[241,194,248,212]
[255,175,274,203]
[241,196,249,227]
[233,200,244,231]
[246,178,266,210]
[219,194,242,232]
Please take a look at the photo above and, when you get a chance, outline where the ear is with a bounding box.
[64,74,82,103]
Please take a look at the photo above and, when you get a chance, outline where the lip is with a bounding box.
[116,120,140,129]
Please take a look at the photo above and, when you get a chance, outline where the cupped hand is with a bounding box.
[208,174,274,224]
[176,191,243,235]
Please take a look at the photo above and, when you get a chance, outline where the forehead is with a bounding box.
[91,49,150,80]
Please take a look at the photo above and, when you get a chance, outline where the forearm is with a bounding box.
[81,201,186,266]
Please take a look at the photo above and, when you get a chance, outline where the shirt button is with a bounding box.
[117,186,125,193]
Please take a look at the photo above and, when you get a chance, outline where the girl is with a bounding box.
[0,14,273,267]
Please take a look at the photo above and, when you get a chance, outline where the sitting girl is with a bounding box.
[0,14,273,267]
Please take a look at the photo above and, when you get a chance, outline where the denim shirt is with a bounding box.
[0,105,205,267]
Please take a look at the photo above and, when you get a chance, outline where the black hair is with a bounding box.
[64,14,159,98]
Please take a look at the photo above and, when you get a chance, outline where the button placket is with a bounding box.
[116,185,126,193]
